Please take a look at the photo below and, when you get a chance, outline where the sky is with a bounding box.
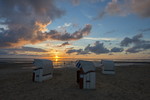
[0,0,150,59]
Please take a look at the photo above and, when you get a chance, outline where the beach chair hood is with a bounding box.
[76,60,95,73]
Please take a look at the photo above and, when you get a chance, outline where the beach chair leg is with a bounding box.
[32,72,35,82]
[77,70,80,83]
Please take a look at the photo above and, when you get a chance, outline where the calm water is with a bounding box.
[0,58,150,68]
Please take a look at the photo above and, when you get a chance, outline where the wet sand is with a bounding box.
[0,63,150,100]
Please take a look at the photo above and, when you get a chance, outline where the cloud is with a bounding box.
[130,0,150,17]
[120,34,143,46]
[83,37,117,41]
[1,46,47,53]
[120,34,150,53]
[66,48,90,55]
[72,0,80,6]
[0,0,92,48]
[126,42,150,53]
[66,41,110,55]
[21,47,47,52]
[66,49,82,54]
[85,41,109,54]
[111,47,124,52]
[0,51,45,57]
[94,0,127,19]
[59,42,70,47]
[105,0,126,16]
[0,47,48,58]
[48,24,92,41]
[95,0,150,19]
[0,46,48,57]
[56,23,72,33]
[57,23,72,29]
[0,50,10,55]
[66,41,125,55]
[0,0,65,48]
[66,44,90,55]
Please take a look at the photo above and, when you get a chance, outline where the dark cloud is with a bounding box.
[120,37,133,47]
[66,41,125,55]
[0,0,65,48]
[131,0,150,18]
[21,47,47,52]
[66,49,82,54]
[0,46,47,54]
[126,43,150,53]
[66,44,90,55]
[111,47,124,52]
[66,41,110,55]
[78,50,90,55]
[85,41,109,54]
[47,24,92,41]
[120,34,143,46]
[0,28,5,32]
[120,34,150,53]
[66,49,90,55]
[0,20,92,48]
[0,50,10,55]
[59,42,70,47]
[0,46,48,57]
[0,51,45,57]
[0,0,92,48]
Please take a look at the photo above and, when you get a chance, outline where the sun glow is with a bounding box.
[54,55,60,62]
[55,55,59,58]
[55,58,58,62]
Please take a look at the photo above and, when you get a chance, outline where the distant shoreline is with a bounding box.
[0,58,150,67]
[0,60,150,67]
[114,61,150,64]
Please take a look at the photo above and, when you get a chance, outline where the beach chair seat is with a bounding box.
[33,59,53,82]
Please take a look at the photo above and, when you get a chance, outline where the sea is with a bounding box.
[0,58,150,68]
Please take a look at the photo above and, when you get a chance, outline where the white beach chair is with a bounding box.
[101,60,115,75]
[33,59,53,82]
[76,60,96,89]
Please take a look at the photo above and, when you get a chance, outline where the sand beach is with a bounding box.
[0,63,150,100]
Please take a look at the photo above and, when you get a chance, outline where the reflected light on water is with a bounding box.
[53,57,63,68]
[55,58,58,62]
[54,55,60,62]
